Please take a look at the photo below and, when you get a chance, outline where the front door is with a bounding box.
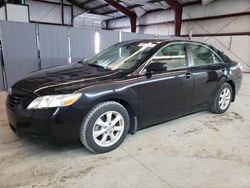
[137,43,194,127]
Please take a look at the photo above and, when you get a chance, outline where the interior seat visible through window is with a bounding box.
[189,43,222,66]
[153,43,187,70]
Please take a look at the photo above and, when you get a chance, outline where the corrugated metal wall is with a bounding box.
[70,27,95,62]
[0,21,158,89]
[0,59,4,90]
[38,25,69,69]
[0,21,39,88]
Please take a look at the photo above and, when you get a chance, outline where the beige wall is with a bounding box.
[107,0,250,72]
[193,36,250,72]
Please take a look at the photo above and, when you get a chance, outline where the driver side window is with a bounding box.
[153,43,187,70]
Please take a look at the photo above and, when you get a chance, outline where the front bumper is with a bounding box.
[6,103,90,144]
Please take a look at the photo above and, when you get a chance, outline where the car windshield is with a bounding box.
[82,42,157,71]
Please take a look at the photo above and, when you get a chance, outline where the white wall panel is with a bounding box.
[156,35,171,39]
[139,23,175,35]
[218,16,250,33]
[121,28,133,32]
[39,24,69,69]
[121,32,139,41]
[73,19,102,29]
[63,5,72,25]
[108,17,130,28]
[108,0,250,36]
[99,30,119,50]
[73,6,84,17]
[0,7,6,20]
[183,0,250,19]
[26,0,72,25]
[181,21,208,35]
[138,33,156,39]
[70,28,95,62]
[0,63,4,90]
[0,21,39,87]
[193,36,250,72]
[107,0,250,72]
[6,4,29,23]
[230,36,250,71]
[0,20,150,88]
[181,16,250,35]
[138,9,175,25]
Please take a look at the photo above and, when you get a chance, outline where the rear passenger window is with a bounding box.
[153,44,187,70]
[190,44,223,66]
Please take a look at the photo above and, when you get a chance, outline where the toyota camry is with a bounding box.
[6,40,242,153]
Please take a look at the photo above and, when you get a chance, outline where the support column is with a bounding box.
[104,0,137,33]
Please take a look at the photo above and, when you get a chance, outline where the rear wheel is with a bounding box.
[80,101,130,153]
[210,83,232,114]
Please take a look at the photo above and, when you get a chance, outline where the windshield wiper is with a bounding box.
[87,63,109,70]
[78,60,88,65]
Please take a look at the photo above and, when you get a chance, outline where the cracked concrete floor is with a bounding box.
[0,74,250,188]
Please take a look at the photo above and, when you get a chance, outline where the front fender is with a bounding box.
[76,77,140,118]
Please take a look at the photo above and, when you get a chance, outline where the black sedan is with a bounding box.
[6,40,242,153]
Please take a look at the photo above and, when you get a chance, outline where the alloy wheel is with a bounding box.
[218,88,231,110]
[92,111,125,147]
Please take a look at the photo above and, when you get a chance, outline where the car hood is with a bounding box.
[13,63,122,95]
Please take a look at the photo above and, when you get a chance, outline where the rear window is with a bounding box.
[189,44,223,66]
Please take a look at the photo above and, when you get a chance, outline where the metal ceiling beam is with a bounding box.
[185,0,201,6]
[66,0,87,11]
[89,0,122,12]
[82,0,93,6]
[164,0,182,9]
[174,5,182,36]
[104,0,137,32]
[89,0,162,13]
[61,0,64,25]
[104,0,201,18]
[101,0,162,15]
[107,11,250,30]
[67,0,101,13]
[164,0,183,36]
[89,3,112,12]
[122,0,167,9]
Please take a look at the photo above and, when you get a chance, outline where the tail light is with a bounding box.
[238,63,243,71]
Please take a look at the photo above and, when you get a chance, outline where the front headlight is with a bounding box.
[27,93,82,110]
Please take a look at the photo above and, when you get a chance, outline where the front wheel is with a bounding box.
[80,101,130,153]
[210,83,233,114]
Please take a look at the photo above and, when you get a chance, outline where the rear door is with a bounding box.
[187,43,227,109]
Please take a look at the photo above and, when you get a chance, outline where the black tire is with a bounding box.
[80,101,130,153]
[210,83,233,114]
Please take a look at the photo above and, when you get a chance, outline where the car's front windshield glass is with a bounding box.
[83,42,157,71]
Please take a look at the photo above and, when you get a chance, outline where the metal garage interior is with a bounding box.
[0,0,250,187]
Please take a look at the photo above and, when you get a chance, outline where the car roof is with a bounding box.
[123,38,210,47]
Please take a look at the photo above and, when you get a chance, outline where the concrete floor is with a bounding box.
[0,74,250,188]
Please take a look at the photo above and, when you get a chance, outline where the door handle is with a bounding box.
[185,72,192,79]
[220,67,229,75]
[220,67,226,71]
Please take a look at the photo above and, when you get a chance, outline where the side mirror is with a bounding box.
[146,62,168,73]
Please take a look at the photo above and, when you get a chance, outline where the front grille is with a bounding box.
[7,87,36,108]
